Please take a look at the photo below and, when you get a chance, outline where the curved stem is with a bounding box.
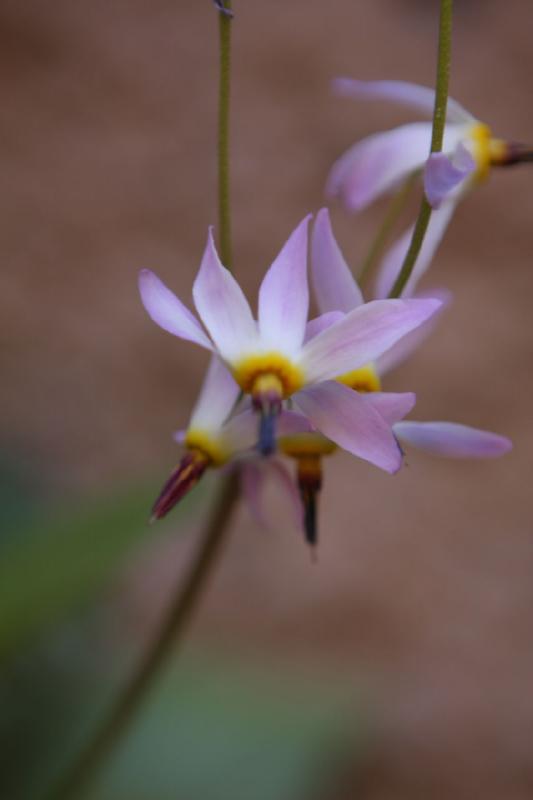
[218,0,233,269]
[388,0,453,299]
[45,472,241,800]
[44,6,238,798]
[357,172,417,289]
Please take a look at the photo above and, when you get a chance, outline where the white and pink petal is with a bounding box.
[300,297,441,383]
[311,208,363,314]
[258,215,311,357]
[332,78,475,125]
[138,270,213,350]
[327,122,433,212]
[294,381,403,473]
[192,229,258,363]
[393,421,513,459]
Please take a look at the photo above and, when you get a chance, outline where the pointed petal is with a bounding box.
[304,311,345,343]
[241,458,303,530]
[424,144,476,208]
[326,122,433,212]
[189,356,240,431]
[258,216,311,355]
[295,381,402,473]
[376,288,452,375]
[268,459,304,530]
[192,229,258,363]
[241,460,268,528]
[374,200,457,299]
[277,410,314,435]
[332,78,475,125]
[311,208,363,313]
[363,392,416,425]
[222,409,260,453]
[138,270,213,350]
[301,297,441,383]
[394,421,513,458]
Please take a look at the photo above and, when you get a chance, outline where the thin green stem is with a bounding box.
[44,6,238,798]
[44,472,241,800]
[357,172,417,289]
[388,0,453,299]
[218,0,233,269]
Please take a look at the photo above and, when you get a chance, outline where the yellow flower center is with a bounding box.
[336,363,381,392]
[233,352,305,398]
[184,429,229,466]
[279,432,337,458]
[469,122,495,181]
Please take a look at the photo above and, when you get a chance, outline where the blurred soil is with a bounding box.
[2,0,533,796]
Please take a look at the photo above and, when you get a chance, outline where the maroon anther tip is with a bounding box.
[151,451,209,520]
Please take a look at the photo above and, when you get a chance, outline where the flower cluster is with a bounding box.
[139,79,521,548]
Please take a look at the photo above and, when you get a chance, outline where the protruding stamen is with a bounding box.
[296,455,323,548]
[252,373,283,456]
[150,450,209,521]
[491,140,533,166]
[258,408,278,456]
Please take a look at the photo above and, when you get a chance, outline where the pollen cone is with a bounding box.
[151,450,210,521]
[296,455,323,548]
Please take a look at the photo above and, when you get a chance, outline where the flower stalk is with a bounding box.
[45,473,240,800]
[388,0,453,299]
[218,0,233,269]
[44,5,238,798]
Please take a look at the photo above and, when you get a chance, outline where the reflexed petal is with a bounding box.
[300,297,441,382]
[326,122,433,211]
[189,356,241,431]
[376,288,452,375]
[193,229,258,362]
[374,200,457,299]
[394,421,513,458]
[311,208,363,313]
[363,392,416,425]
[173,429,187,444]
[277,410,314,436]
[241,458,303,529]
[294,381,402,473]
[424,145,476,208]
[222,410,259,452]
[304,311,345,343]
[138,270,213,350]
[332,78,475,125]
[241,461,267,527]
[258,215,311,356]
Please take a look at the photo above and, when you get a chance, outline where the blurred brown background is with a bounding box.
[2,0,533,798]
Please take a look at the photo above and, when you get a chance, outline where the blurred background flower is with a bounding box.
[2,1,533,798]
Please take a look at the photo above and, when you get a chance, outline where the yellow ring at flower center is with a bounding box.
[233,352,305,398]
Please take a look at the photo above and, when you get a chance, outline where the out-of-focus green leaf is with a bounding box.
[0,479,205,659]
[34,649,363,800]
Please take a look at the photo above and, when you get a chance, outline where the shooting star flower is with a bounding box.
[327,78,532,297]
[282,208,511,544]
[139,216,441,460]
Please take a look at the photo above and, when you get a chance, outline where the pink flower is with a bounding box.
[139,216,441,469]
[310,207,512,460]
[327,78,523,297]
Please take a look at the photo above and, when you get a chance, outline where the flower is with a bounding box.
[311,207,512,459]
[139,216,441,463]
[151,354,304,523]
[327,78,531,297]
[280,208,511,543]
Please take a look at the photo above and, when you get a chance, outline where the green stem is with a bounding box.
[388,0,453,299]
[44,472,241,800]
[357,171,417,289]
[44,6,238,798]
[218,0,233,269]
